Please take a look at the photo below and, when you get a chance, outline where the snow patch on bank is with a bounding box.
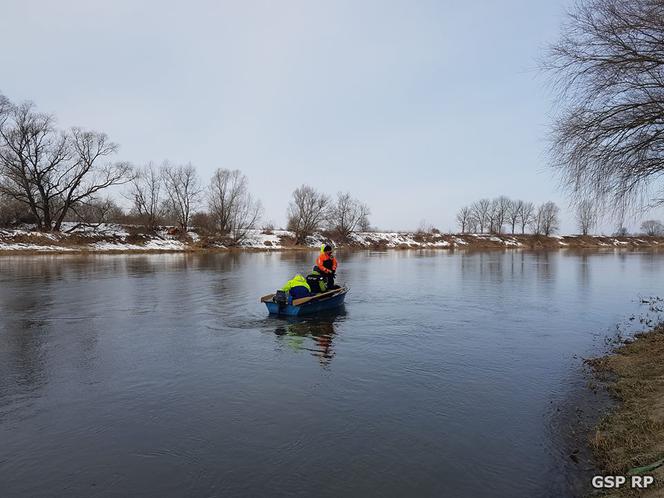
[0,243,76,252]
[240,230,292,249]
[0,225,661,253]
[91,239,187,251]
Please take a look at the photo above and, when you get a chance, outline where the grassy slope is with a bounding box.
[589,324,664,497]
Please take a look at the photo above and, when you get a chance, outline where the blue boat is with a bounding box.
[262,288,348,316]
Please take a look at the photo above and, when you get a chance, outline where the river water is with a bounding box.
[0,250,662,497]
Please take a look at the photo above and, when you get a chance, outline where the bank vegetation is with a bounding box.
[588,320,664,497]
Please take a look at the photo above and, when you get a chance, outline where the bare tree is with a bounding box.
[489,196,511,234]
[358,216,371,232]
[641,219,664,236]
[533,201,560,236]
[467,215,478,234]
[286,185,330,244]
[162,163,202,232]
[127,162,163,230]
[506,199,521,234]
[576,199,598,235]
[530,207,544,235]
[614,226,629,236]
[0,97,131,231]
[208,168,262,243]
[0,94,10,123]
[546,0,664,211]
[328,191,370,241]
[456,206,472,233]
[517,201,535,234]
[470,199,491,233]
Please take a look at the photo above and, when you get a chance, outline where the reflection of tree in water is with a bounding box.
[533,251,555,284]
[0,274,53,407]
[578,253,590,289]
[460,251,506,283]
[274,313,344,367]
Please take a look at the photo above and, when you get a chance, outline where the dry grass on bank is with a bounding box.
[588,323,664,497]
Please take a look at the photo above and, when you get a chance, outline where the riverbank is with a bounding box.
[587,319,664,497]
[0,224,663,254]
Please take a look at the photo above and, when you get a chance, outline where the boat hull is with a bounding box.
[265,290,347,316]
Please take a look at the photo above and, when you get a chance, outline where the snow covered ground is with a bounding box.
[0,225,661,253]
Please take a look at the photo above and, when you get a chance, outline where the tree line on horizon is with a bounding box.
[0,93,370,245]
[1,93,663,243]
[455,196,610,236]
[455,197,561,236]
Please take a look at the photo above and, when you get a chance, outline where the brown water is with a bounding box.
[0,250,662,497]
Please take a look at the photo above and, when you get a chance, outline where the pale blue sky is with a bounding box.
[2,0,656,233]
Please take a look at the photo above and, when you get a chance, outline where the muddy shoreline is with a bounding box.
[551,361,614,497]
[0,227,663,256]
[582,320,664,497]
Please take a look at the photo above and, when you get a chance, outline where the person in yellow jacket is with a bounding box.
[281,274,311,300]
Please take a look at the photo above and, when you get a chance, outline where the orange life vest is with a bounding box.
[315,252,337,274]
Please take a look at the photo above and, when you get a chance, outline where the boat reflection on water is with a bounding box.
[273,307,347,367]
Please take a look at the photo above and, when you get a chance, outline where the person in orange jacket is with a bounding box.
[313,244,338,289]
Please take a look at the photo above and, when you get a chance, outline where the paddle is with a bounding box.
[292,287,345,307]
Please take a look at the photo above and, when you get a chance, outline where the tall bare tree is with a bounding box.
[127,162,163,230]
[328,191,370,241]
[287,185,330,244]
[456,206,472,233]
[208,168,262,243]
[641,219,664,236]
[517,201,535,234]
[470,198,491,233]
[576,199,598,235]
[546,0,664,211]
[489,196,511,234]
[506,199,521,234]
[162,163,202,232]
[533,201,560,236]
[0,97,131,231]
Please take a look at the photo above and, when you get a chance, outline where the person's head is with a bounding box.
[323,244,333,255]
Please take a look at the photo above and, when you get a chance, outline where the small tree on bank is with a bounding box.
[489,196,511,234]
[287,185,331,244]
[576,199,598,235]
[456,206,472,233]
[516,201,535,234]
[328,191,370,241]
[162,163,202,232]
[127,162,163,231]
[507,199,521,234]
[532,201,560,236]
[208,168,262,243]
[641,220,664,236]
[614,226,629,237]
[470,198,491,233]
